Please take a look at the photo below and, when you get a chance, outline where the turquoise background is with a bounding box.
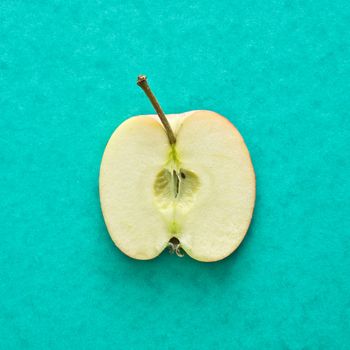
[1,1,349,349]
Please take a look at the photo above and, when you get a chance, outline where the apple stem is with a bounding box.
[137,75,176,145]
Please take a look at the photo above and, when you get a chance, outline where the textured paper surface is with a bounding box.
[0,1,349,349]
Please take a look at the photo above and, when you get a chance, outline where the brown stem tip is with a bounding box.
[137,75,176,145]
[137,75,147,85]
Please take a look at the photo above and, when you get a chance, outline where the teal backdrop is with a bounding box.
[1,1,349,349]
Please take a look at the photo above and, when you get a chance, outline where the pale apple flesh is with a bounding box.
[99,110,255,262]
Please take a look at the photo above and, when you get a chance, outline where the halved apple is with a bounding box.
[99,107,255,262]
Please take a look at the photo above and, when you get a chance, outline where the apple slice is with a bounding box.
[99,77,255,262]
